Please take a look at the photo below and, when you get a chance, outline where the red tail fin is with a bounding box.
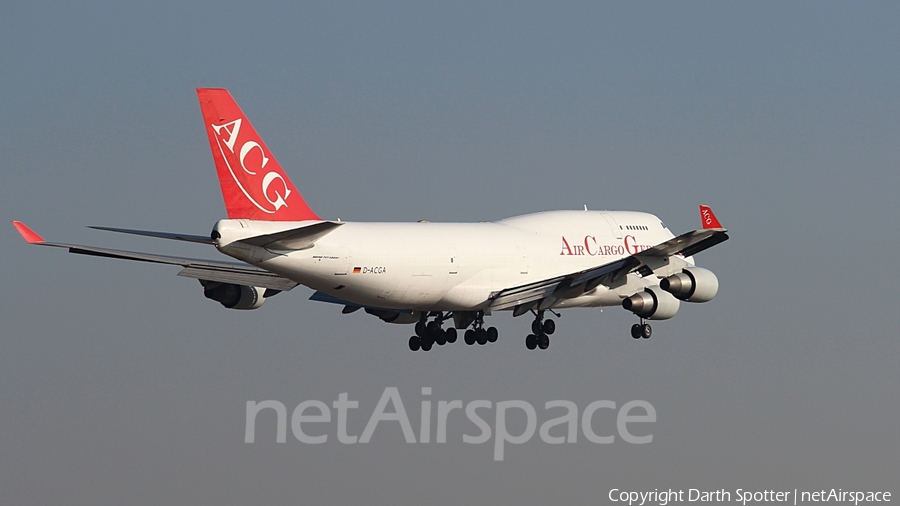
[197,88,320,221]
[699,205,722,229]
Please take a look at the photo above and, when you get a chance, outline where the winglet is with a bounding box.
[699,205,722,229]
[12,221,46,244]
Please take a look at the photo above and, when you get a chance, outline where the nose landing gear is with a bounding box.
[630,318,652,339]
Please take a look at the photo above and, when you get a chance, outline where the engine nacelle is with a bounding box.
[659,267,719,303]
[622,286,680,320]
[365,308,422,324]
[203,282,267,310]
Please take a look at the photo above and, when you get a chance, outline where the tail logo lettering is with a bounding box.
[699,205,722,229]
[262,172,291,210]
[211,118,290,214]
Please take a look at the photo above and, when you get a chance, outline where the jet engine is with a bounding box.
[202,282,267,310]
[659,267,719,303]
[622,286,680,320]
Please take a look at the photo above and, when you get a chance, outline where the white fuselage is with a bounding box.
[213,210,681,311]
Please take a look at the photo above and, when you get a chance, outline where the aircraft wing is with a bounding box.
[488,256,640,314]
[488,207,729,315]
[11,221,298,291]
[629,227,728,259]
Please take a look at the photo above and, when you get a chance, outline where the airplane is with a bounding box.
[12,88,729,352]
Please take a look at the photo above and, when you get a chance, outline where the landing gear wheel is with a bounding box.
[532,320,542,335]
[476,328,488,345]
[486,327,498,343]
[409,336,420,351]
[445,328,457,344]
[421,338,433,351]
[631,324,642,339]
[415,321,427,337]
[464,329,476,345]
[641,323,652,339]
[538,334,550,350]
[542,319,555,335]
[435,331,447,346]
[526,334,537,350]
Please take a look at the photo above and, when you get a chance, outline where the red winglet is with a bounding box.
[699,205,722,229]
[12,221,45,244]
[197,88,320,222]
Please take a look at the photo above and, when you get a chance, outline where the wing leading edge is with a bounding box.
[11,221,297,291]
[488,207,729,315]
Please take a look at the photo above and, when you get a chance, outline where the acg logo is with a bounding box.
[211,118,291,214]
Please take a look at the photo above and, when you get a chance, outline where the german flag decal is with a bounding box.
[352,267,361,274]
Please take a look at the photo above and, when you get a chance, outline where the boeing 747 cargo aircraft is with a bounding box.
[13,88,728,351]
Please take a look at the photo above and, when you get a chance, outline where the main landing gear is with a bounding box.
[525,309,556,350]
[630,318,652,339]
[409,312,455,351]
[463,311,498,347]
[409,311,498,352]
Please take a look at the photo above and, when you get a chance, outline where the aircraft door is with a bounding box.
[601,213,623,239]
[449,247,459,276]
[516,246,529,275]
[333,247,350,275]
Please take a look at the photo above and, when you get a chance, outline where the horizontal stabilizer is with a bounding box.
[89,226,215,244]
[237,221,343,250]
